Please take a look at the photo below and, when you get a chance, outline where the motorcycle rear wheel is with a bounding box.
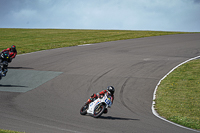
[93,104,105,118]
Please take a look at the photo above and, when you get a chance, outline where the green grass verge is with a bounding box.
[155,59,200,130]
[0,28,192,54]
[0,129,24,133]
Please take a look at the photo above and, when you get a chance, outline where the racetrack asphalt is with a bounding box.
[0,34,200,133]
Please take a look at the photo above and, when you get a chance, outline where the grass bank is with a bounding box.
[155,59,200,130]
[0,28,190,54]
[0,129,24,133]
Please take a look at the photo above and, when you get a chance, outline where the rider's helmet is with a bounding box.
[107,86,115,95]
[11,45,16,52]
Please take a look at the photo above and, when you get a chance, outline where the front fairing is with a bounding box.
[87,94,113,114]
[1,52,10,62]
[103,95,112,107]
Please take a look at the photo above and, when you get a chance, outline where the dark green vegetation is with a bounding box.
[0,28,190,54]
[155,59,200,130]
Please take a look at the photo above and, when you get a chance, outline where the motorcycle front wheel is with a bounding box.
[93,104,105,118]
[80,104,88,115]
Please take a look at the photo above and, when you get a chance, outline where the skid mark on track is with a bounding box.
[87,68,114,93]
[120,77,137,114]
[93,68,114,83]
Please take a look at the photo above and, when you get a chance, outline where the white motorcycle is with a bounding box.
[80,93,112,118]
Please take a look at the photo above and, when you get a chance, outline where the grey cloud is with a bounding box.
[193,0,200,3]
[0,0,200,31]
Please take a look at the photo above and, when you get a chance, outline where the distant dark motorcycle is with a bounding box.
[0,51,10,80]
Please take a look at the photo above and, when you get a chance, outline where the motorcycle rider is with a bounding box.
[85,86,115,113]
[0,45,17,77]
[1,45,17,63]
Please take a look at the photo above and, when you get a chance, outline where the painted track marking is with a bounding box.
[152,55,200,132]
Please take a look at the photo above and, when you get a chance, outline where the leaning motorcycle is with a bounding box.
[0,51,10,80]
[80,93,112,118]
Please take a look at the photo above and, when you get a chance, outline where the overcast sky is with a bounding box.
[0,0,200,32]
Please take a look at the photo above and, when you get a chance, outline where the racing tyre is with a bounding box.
[80,104,88,115]
[93,104,105,118]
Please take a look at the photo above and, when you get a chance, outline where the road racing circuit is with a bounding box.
[0,34,200,133]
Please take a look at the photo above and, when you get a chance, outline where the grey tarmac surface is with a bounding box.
[0,69,62,92]
[0,34,200,133]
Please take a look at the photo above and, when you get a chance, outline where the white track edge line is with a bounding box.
[152,55,200,132]
[17,44,94,56]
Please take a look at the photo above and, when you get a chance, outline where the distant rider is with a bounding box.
[0,45,17,77]
[1,45,17,63]
[85,86,115,113]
